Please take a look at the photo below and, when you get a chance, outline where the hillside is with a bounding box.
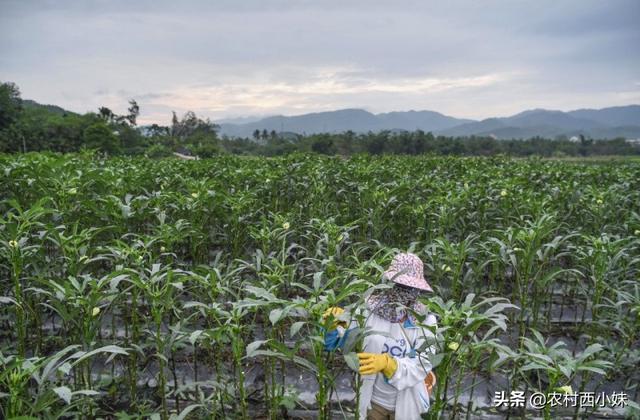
[218,108,472,138]
[22,99,77,116]
[218,105,640,139]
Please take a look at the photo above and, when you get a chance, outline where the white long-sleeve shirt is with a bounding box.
[355,304,438,420]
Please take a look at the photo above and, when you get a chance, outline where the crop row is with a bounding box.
[1,152,639,419]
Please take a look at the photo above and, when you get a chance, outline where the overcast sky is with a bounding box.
[1,0,639,125]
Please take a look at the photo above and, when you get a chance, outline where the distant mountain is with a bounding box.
[218,105,640,139]
[22,99,77,116]
[437,118,507,137]
[215,115,274,125]
[217,108,472,138]
[23,97,640,140]
[505,109,604,130]
[376,110,474,132]
[439,106,640,139]
[567,105,640,126]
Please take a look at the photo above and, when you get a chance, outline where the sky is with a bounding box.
[1,0,639,125]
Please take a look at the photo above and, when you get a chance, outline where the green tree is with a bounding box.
[83,122,121,154]
[171,111,219,141]
[167,110,222,157]
[311,135,336,155]
[125,99,139,126]
[148,124,170,137]
[0,81,23,130]
[98,107,116,123]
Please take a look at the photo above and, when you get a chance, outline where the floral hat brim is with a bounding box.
[383,270,434,292]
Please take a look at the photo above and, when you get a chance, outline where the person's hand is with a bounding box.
[322,307,347,329]
[425,371,436,395]
[357,353,397,378]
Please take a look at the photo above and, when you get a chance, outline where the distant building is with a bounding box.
[569,136,580,143]
[175,147,193,156]
[626,138,640,145]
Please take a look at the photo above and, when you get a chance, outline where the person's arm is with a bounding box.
[387,313,437,391]
[324,325,351,351]
[322,307,358,352]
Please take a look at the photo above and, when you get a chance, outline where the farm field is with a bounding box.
[1,152,639,419]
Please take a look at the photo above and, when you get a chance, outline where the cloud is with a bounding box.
[1,0,638,123]
[124,69,513,124]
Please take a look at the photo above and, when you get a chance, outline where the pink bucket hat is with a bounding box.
[383,252,433,292]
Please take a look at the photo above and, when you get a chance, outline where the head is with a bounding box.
[393,282,424,299]
[383,252,433,293]
[379,282,422,309]
[369,282,425,323]
[368,253,433,322]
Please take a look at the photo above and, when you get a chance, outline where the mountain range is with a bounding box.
[217,105,640,139]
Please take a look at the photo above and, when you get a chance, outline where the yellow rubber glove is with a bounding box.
[322,307,347,329]
[357,353,398,378]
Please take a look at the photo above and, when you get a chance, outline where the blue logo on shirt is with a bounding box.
[383,338,409,357]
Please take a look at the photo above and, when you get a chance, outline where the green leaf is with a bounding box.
[576,365,607,375]
[0,297,18,305]
[246,286,279,302]
[292,355,318,374]
[189,330,203,346]
[344,352,360,373]
[484,303,518,316]
[246,340,269,358]
[53,386,72,404]
[69,345,128,366]
[558,364,573,379]
[341,327,361,353]
[109,274,128,291]
[520,362,549,372]
[579,343,604,360]
[429,353,445,368]
[58,362,72,376]
[313,272,322,291]
[170,404,203,420]
[269,308,284,325]
[290,321,305,338]
[73,390,100,398]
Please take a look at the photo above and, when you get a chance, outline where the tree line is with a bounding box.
[0,81,221,157]
[222,131,640,158]
[1,81,639,158]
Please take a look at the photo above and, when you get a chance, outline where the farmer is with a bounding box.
[323,252,437,420]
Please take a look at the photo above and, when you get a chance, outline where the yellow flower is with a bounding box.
[596,199,603,205]
[463,182,469,189]
[68,187,77,195]
[191,192,199,198]
[556,385,573,394]
[91,307,100,317]
[635,230,640,236]
[282,222,290,230]
[513,247,523,252]
[160,246,166,252]
[8,240,18,248]
[448,342,460,351]
[441,264,452,272]
[500,190,508,197]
